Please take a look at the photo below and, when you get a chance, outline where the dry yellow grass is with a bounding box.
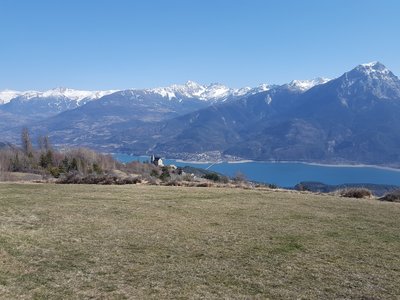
[0,184,399,299]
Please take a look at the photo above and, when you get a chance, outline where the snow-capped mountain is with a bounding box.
[148,80,250,102]
[0,77,331,106]
[250,83,271,94]
[239,78,330,96]
[0,88,118,119]
[286,77,331,91]
[0,87,117,104]
[0,77,334,143]
[4,61,400,167]
[103,61,400,166]
[338,61,400,100]
[0,87,118,105]
[34,87,118,103]
[0,90,27,104]
[144,77,331,102]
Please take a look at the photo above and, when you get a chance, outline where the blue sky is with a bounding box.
[1,0,399,90]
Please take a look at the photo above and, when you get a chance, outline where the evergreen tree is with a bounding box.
[70,158,78,172]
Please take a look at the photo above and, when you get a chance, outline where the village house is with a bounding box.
[150,155,164,167]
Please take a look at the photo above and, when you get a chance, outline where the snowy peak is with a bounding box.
[203,83,232,99]
[287,77,331,91]
[30,87,118,102]
[353,61,398,80]
[0,90,25,104]
[358,61,389,73]
[351,61,396,79]
[249,84,271,94]
[184,80,204,91]
[148,81,235,101]
[337,62,400,100]
[149,80,293,102]
[2,61,397,106]
[0,88,118,104]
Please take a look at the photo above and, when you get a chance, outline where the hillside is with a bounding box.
[0,184,399,299]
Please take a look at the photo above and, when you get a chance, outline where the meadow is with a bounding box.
[0,183,399,299]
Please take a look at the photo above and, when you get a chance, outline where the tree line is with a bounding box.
[0,128,241,186]
[0,128,117,178]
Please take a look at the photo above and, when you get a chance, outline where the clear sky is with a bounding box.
[1,0,399,90]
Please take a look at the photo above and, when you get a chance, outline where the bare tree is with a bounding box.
[233,171,247,183]
[38,136,44,152]
[21,128,33,157]
[0,149,15,179]
[43,136,51,151]
[38,135,52,152]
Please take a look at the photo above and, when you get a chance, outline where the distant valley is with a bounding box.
[2,62,400,167]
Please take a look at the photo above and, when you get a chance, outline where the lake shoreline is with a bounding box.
[176,158,400,172]
[113,153,400,186]
[115,153,400,171]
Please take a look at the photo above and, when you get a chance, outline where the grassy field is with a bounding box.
[0,184,399,299]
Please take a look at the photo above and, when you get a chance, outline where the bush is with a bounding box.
[196,182,211,187]
[379,190,400,203]
[146,176,160,185]
[150,170,159,177]
[124,161,159,177]
[182,174,194,181]
[159,167,171,182]
[295,183,311,192]
[124,177,142,184]
[267,183,278,189]
[57,173,141,185]
[92,163,103,174]
[203,173,220,182]
[165,180,182,186]
[338,188,373,199]
[49,167,61,178]
[233,171,247,183]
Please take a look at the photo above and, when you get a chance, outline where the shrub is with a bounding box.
[125,177,142,184]
[57,173,141,185]
[150,170,159,177]
[233,171,247,183]
[203,173,220,182]
[196,182,211,187]
[165,180,182,186]
[182,174,194,181]
[379,190,400,203]
[338,188,373,199]
[295,183,311,192]
[219,176,230,184]
[49,167,61,178]
[92,163,103,174]
[159,167,171,182]
[124,161,158,177]
[146,177,160,185]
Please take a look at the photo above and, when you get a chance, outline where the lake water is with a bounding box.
[114,154,400,187]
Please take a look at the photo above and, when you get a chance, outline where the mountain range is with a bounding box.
[2,62,400,167]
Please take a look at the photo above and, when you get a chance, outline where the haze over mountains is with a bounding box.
[2,62,400,166]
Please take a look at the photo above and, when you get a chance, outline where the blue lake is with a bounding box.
[114,154,400,187]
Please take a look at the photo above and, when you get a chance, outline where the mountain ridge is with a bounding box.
[2,61,400,167]
[0,76,331,105]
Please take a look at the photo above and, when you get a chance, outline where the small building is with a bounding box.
[150,155,164,167]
